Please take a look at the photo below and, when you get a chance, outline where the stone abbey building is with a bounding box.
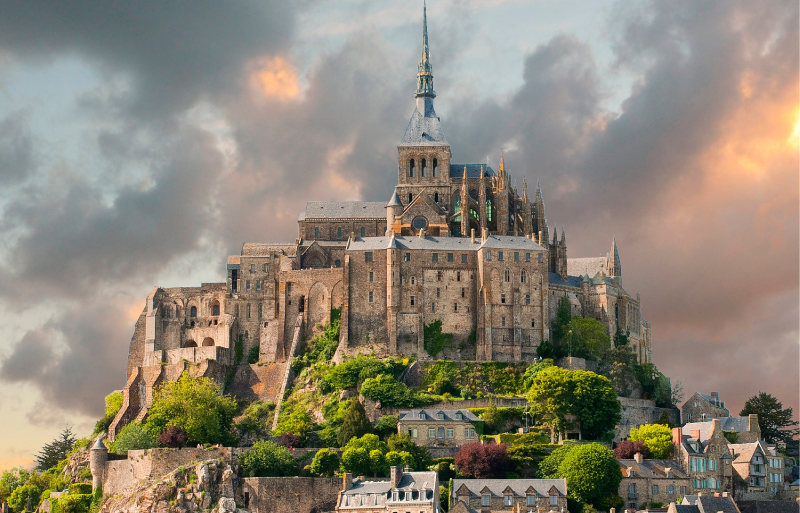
[111,6,651,438]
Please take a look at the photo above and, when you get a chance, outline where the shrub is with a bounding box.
[145,376,238,446]
[274,409,313,446]
[360,374,420,408]
[158,426,187,448]
[93,392,123,436]
[247,345,260,364]
[423,320,453,357]
[559,444,622,506]
[57,494,92,513]
[324,356,406,391]
[337,400,373,447]
[240,441,299,477]
[309,449,340,477]
[343,434,386,454]
[454,442,511,479]
[68,484,92,495]
[110,423,157,455]
[629,424,672,459]
[613,440,650,460]
[341,448,371,476]
[374,415,399,439]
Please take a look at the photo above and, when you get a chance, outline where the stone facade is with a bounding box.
[728,441,787,500]
[397,409,481,448]
[242,476,341,513]
[112,6,654,437]
[618,453,691,510]
[672,419,735,495]
[682,392,730,424]
[450,478,568,512]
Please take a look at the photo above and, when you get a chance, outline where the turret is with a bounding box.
[607,237,621,278]
[385,188,403,235]
[90,437,108,491]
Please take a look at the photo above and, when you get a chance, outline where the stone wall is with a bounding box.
[242,477,341,513]
[616,397,680,441]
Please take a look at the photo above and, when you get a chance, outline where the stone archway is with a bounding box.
[331,281,344,310]
[307,281,329,333]
[202,337,214,346]
[184,340,197,348]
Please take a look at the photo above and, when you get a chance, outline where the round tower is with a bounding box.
[385,189,403,236]
[89,437,108,491]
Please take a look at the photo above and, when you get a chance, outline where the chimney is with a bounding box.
[672,427,683,445]
[342,473,353,491]
[538,231,543,245]
[722,492,728,497]
[690,430,700,440]
[390,465,403,488]
[471,228,475,243]
[748,414,759,433]
[697,492,703,497]
[710,418,722,438]
[634,452,643,463]
[711,392,719,400]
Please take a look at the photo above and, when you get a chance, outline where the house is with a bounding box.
[667,492,740,513]
[336,465,438,513]
[397,409,481,448]
[618,453,691,510]
[728,441,784,499]
[682,415,761,445]
[682,393,730,424]
[672,418,735,494]
[450,478,568,512]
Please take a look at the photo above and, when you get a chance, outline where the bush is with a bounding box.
[57,494,92,513]
[423,320,453,357]
[68,484,91,495]
[145,376,238,446]
[454,442,511,479]
[629,424,672,459]
[507,443,549,477]
[374,415,399,439]
[613,440,650,460]
[360,374,423,408]
[309,449,340,477]
[158,426,187,448]
[93,392,123,436]
[247,345,260,364]
[324,355,406,391]
[235,401,275,434]
[341,448,371,476]
[559,444,622,506]
[337,400,373,447]
[110,423,158,455]
[240,441,299,477]
[274,409,313,446]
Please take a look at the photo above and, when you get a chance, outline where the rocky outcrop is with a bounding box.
[62,447,91,484]
[100,458,245,513]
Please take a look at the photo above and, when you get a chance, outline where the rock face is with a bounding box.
[62,447,91,484]
[100,458,239,513]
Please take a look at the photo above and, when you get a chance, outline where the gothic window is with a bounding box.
[190,306,197,317]
[360,226,365,237]
[434,192,439,203]
[410,158,415,177]
[337,226,342,239]
[421,158,427,177]
[433,158,438,177]
[486,199,492,221]
[504,270,510,282]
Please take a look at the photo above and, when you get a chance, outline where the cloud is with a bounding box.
[0,110,35,184]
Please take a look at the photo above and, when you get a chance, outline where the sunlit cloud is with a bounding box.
[251,56,301,100]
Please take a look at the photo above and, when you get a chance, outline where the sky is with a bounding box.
[0,0,797,471]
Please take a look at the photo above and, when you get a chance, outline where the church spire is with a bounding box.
[608,237,621,277]
[415,1,435,99]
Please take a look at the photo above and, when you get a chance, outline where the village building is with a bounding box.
[618,453,691,510]
[682,392,729,423]
[450,478,568,512]
[397,409,480,448]
[336,466,438,513]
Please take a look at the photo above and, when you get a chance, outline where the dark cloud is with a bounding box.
[0,110,35,184]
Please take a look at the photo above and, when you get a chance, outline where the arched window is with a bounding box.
[212,301,220,316]
[521,271,526,283]
[190,306,197,318]
[409,158,415,177]
[421,158,427,177]
[202,337,214,346]
[433,158,438,177]
[434,192,439,203]
[486,199,492,221]
[184,340,197,348]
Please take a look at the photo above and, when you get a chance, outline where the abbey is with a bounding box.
[111,6,650,438]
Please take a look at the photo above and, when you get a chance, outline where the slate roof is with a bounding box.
[241,243,295,256]
[682,417,751,441]
[400,105,449,146]
[728,442,770,464]
[618,459,688,479]
[451,478,567,498]
[680,494,740,513]
[398,409,480,422]
[340,471,437,509]
[304,201,387,219]
[387,189,403,207]
[346,234,545,252]
[548,272,584,288]
[450,164,496,179]
[738,500,800,513]
[567,257,607,277]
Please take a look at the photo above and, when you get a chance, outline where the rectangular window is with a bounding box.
[247,304,251,319]
[246,280,251,291]
[482,495,491,507]
[652,485,659,495]
[256,280,261,291]
[502,317,506,327]
[501,294,506,304]
[337,227,342,239]
[428,428,435,438]
[436,288,440,298]
[514,252,519,261]
[447,253,454,262]
[525,294,530,304]
[369,272,373,282]
[250,263,256,273]
[461,254,467,263]
[453,303,457,312]
[504,270,510,282]
[437,427,444,438]
[667,485,675,494]
[680,486,686,495]
[457,271,461,281]
[404,252,411,262]
[504,495,512,506]
[550,495,558,506]
[264,264,269,273]
[432,253,439,262]
[447,428,454,438]
[486,251,491,261]
[527,496,535,506]
[410,296,415,306]
[498,251,504,261]
[538,253,543,263]
[526,252,530,262]
[629,485,636,494]
[431,303,435,313]
[462,287,465,298]
[368,291,373,303]
[365,252,373,262]
[314,227,319,239]
[360,226,365,237]
[437,271,442,281]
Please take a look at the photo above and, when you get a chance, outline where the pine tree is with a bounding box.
[337,400,373,447]
[551,296,572,344]
[35,425,77,471]
[740,392,799,448]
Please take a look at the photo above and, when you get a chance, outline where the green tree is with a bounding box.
[522,359,554,391]
[359,374,419,408]
[240,441,299,477]
[657,410,673,428]
[369,449,388,476]
[570,371,621,440]
[337,400,373,446]
[537,444,578,479]
[559,444,622,506]
[35,426,76,471]
[527,366,574,439]
[145,376,238,445]
[634,364,671,407]
[109,423,158,455]
[629,424,672,459]
[343,433,386,454]
[386,434,431,470]
[7,483,41,513]
[374,415,399,439]
[274,409,314,446]
[551,296,572,343]
[309,449,340,477]
[564,317,611,360]
[740,392,799,447]
[341,447,371,475]
[385,451,415,468]
[93,392,123,436]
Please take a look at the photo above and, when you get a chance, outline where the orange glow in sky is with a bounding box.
[254,57,300,100]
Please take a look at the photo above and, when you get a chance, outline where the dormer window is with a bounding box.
[456,412,463,420]
[437,412,445,420]
[419,411,426,420]
[629,469,635,477]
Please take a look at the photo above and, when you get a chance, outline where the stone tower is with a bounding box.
[89,437,108,490]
